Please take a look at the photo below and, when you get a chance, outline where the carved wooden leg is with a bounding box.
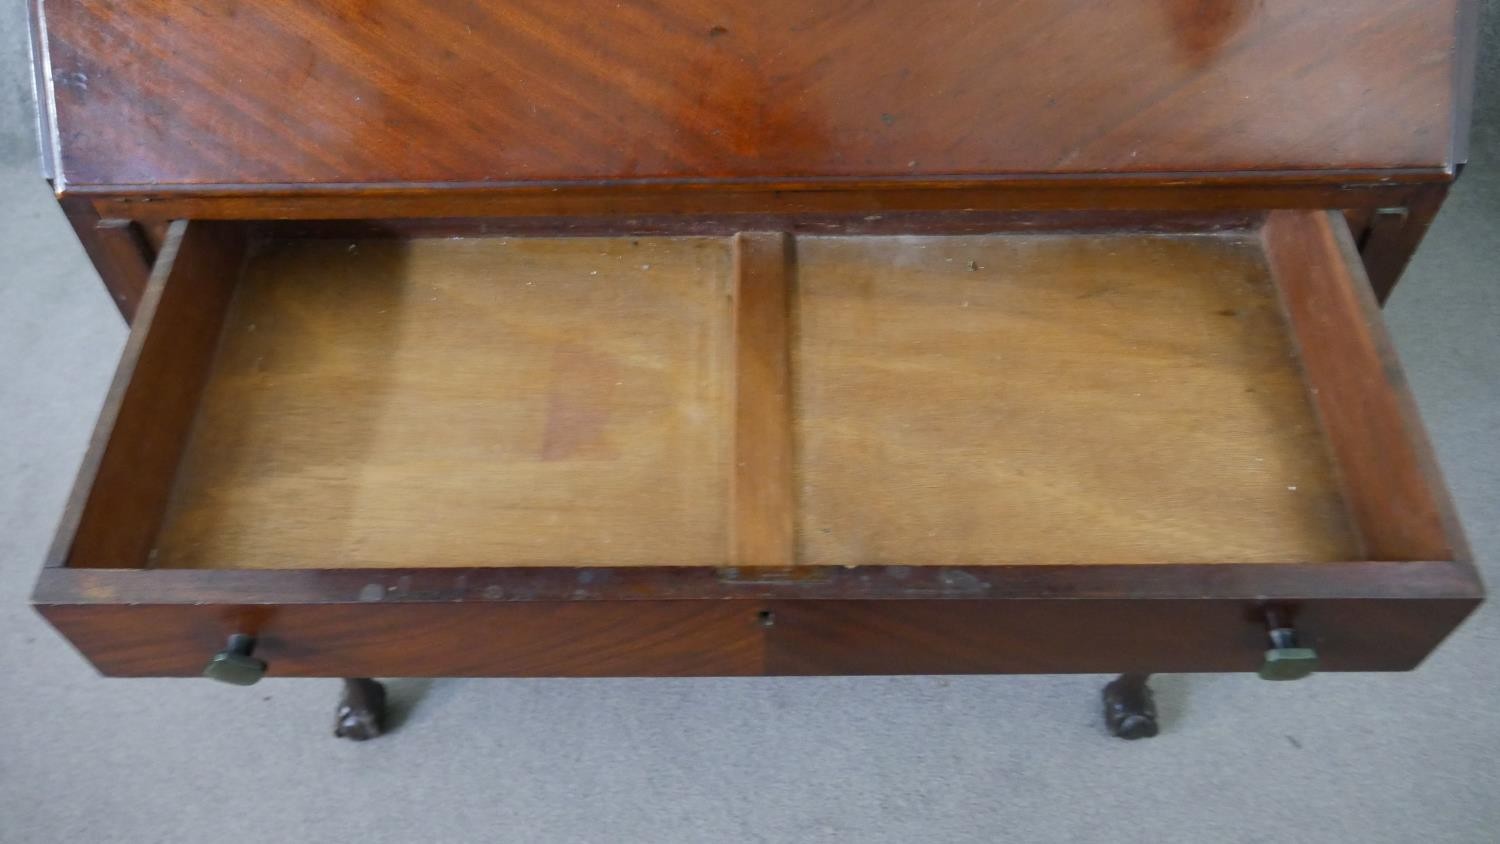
[334,678,387,741]
[1102,673,1159,740]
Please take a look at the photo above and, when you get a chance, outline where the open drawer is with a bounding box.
[34,211,1480,679]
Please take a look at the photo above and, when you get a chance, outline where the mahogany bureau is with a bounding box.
[27,0,1483,740]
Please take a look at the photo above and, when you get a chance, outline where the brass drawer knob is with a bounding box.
[202,634,267,685]
[1259,626,1318,681]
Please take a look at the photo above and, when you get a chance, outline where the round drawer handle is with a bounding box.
[202,634,268,686]
[1259,626,1319,681]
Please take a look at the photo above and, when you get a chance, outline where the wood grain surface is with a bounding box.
[793,232,1357,565]
[35,560,1481,676]
[152,236,735,569]
[76,179,1446,225]
[38,594,1480,678]
[60,221,248,569]
[29,0,1483,679]
[131,225,1371,570]
[1265,211,1463,563]
[40,0,1466,190]
[730,233,795,567]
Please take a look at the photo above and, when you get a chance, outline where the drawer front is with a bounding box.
[762,598,1476,676]
[40,595,1476,679]
[40,600,765,678]
[35,211,1481,679]
[36,564,1479,678]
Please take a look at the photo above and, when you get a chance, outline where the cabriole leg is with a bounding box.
[1102,673,1159,740]
[334,678,387,741]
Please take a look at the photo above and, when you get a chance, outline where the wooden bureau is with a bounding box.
[28,0,1483,740]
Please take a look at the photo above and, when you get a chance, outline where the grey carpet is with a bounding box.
[1,4,1496,842]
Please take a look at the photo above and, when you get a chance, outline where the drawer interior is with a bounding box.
[158,236,735,569]
[55,212,1457,571]
[793,233,1351,566]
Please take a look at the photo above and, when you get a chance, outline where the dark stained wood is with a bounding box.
[762,597,1477,675]
[251,210,1266,240]
[35,557,1480,678]
[1343,207,1374,248]
[59,197,154,322]
[76,177,1443,224]
[1358,186,1450,304]
[1102,673,1159,739]
[1264,211,1467,563]
[334,678,387,741]
[32,559,1483,677]
[52,221,248,569]
[730,233,795,568]
[137,219,170,255]
[32,560,1484,607]
[35,1,1475,308]
[40,1,1464,192]
[33,564,1478,677]
[33,558,1481,678]
[39,599,766,678]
